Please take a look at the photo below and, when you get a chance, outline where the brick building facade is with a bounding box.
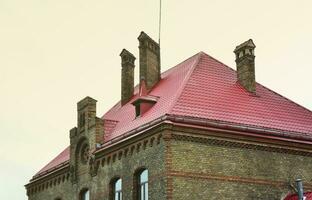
[25,32,312,200]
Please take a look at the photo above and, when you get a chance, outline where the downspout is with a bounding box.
[296,179,304,200]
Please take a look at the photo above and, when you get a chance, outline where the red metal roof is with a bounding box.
[33,52,312,178]
[34,147,69,177]
[103,52,312,140]
[284,192,312,200]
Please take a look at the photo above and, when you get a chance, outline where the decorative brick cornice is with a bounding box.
[94,132,163,174]
[25,167,70,197]
[171,133,312,157]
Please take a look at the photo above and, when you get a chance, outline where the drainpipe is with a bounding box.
[296,179,304,200]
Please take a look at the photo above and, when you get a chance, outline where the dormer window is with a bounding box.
[132,97,157,118]
[131,78,157,118]
[135,104,141,118]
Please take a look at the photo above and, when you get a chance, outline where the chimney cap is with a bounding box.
[119,48,136,59]
[77,96,97,105]
[234,39,256,52]
[138,31,159,47]
[120,48,136,68]
[77,96,97,110]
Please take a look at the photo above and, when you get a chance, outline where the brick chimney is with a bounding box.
[138,31,161,90]
[120,49,136,105]
[234,39,256,93]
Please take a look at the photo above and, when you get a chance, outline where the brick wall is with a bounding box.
[27,131,166,200]
[169,131,312,200]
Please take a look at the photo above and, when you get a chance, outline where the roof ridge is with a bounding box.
[257,82,312,114]
[101,101,121,119]
[200,51,312,114]
[168,51,236,114]
[161,51,203,76]
[167,52,204,113]
[201,51,236,72]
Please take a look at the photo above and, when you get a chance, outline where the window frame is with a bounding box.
[114,178,122,200]
[139,169,148,200]
[134,168,148,200]
[110,177,122,200]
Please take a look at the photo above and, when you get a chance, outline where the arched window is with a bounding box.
[111,178,122,200]
[139,169,148,200]
[80,189,90,200]
[136,169,148,200]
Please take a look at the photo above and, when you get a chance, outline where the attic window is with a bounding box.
[132,78,158,118]
[135,104,141,118]
[132,97,157,118]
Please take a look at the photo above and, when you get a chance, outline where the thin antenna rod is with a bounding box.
[158,0,162,46]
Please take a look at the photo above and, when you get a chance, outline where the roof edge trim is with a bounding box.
[166,114,312,144]
[27,162,69,185]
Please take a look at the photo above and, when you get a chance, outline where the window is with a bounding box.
[112,178,122,200]
[133,169,149,200]
[135,104,140,118]
[80,189,90,200]
[139,169,148,200]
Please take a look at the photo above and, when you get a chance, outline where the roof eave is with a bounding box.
[166,114,312,145]
[28,161,69,184]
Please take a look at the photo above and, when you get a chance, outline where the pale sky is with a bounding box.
[1,0,312,199]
